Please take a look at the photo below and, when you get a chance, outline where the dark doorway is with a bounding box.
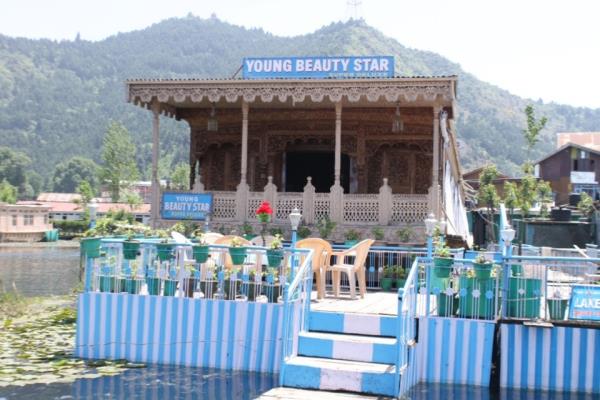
[285,152,350,193]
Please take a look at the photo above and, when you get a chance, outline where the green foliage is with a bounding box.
[396,227,413,242]
[577,192,596,218]
[0,147,33,198]
[297,225,311,239]
[241,222,253,235]
[522,105,548,159]
[53,220,89,235]
[170,162,190,190]
[371,227,384,241]
[344,229,361,241]
[0,179,17,203]
[536,180,553,217]
[76,180,94,205]
[121,189,143,211]
[503,181,519,216]
[316,215,336,239]
[52,157,100,193]
[100,122,140,202]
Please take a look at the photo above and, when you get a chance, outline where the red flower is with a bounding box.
[256,201,273,216]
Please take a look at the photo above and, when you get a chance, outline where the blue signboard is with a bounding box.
[242,56,394,79]
[569,284,600,321]
[161,192,212,221]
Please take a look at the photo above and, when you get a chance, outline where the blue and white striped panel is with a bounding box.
[298,332,396,364]
[308,311,396,337]
[500,324,600,394]
[75,292,292,373]
[417,317,495,386]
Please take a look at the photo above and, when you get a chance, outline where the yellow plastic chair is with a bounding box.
[327,239,375,299]
[296,238,333,300]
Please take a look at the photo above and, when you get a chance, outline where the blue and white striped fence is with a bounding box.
[75,292,301,373]
[500,323,600,394]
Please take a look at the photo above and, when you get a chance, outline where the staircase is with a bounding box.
[282,310,398,397]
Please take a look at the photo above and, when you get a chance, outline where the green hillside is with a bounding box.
[1,16,599,188]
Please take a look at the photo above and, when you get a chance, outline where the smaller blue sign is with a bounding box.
[569,284,600,321]
[242,56,394,79]
[161,192,212,221]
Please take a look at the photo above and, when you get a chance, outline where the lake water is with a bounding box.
[0,245,80,296]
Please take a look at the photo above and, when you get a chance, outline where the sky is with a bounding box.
[1,0,599,108]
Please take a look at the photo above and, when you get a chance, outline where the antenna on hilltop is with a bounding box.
[345,0,363,21]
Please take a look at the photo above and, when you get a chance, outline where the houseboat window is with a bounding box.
[24,215,34,225]
[12,215,17,226]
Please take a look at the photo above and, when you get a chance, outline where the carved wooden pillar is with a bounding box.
[357,126,367,193]
[334,102,342,186]
[240,101,249,185]
[150,100,160,228]
[432,106,442,217]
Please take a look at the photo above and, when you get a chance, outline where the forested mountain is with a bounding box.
[1,16,599,188]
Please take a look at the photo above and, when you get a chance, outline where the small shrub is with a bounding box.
[371,227,384,241]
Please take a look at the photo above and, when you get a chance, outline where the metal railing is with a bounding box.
[279,248,314,386]
[82,238,310,304]
[501,255,600,322]
[396,256,420,398]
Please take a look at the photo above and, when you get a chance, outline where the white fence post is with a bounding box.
[329,183,344,224]
[378,178,392,225]
[263,176,278,216]
[235,182,249,221]
[303,177,315,225]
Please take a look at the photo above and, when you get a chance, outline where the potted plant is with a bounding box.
[297,225,311,239]
[458,269,496,319]
[577,192,596,222]
[224,268,240,299]
[433,244,453,278]
[395,266,407,289]
[124,260,143,295]
[266,234,284,267]
[155,230,175,261]
[396,227,413,244]
[163,268,178,296]
[145,265,162,296]
[507,275,541,318]
[473,252,493,280]
[183,262,198,298]
[192,230,210,263]
[241,222,255,241]
[228,236,247,265]
[263,268,280,303]
[344,229,361,246]
[256,200,273,246]
[317,215,336,240]
[81,230,102,259]
[371,227,385,244]
[547,291,570,320]
[122,231,141,260]
[381,265,394,291]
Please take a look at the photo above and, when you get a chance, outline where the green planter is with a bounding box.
[192,245,210,263]
[458,277,496,319]
[224,279,240,299]
[228,247,247,265]
[122,240,140,260]
[344,240,359,247]
[507,277,541,318]
[547,298,569,320]
[81,237,102,258]
[163,279,178,296]
[381,277,394,291]
[395,279,406,289]
[436,293,458,317]
[200,281,218,298]
[241,281,260,301]
[266,249,284,267]
[433,257,453,278]
[156,243,175,261]
[117,277,127,293]
[99,275,115,293]
[510,264,523,277]
[473,263,493,280]
[124,278,143,295]
[146,277,161,296]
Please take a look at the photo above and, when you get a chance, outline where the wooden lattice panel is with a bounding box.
[343,194,379,224]
[391,194,428,223]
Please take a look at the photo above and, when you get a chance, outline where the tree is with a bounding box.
[477,164,500,243]
[100,122,139,202]
[76,180,95,206]
[0,147,31,198]
[171,162,190,190]
[52,157,100,193]
[522,105,548,161]
[122,189,143,212]
[503,181,519,221]
[0,179,17,204]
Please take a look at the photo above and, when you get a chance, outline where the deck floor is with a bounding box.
[310,290,398,315]
[256,387,385,399]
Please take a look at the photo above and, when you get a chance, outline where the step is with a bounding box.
[283,356,396,397]
[256,387,382,399]
[309,311,396,337]
[298,331,396,364]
